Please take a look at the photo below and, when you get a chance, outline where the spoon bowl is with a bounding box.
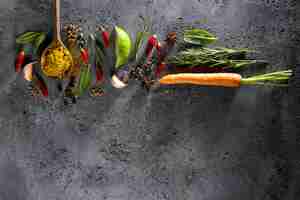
[41,40,73,79]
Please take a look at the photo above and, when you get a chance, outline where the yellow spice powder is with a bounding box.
[41,42,73,79]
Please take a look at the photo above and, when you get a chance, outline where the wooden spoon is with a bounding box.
[41,0,73,79]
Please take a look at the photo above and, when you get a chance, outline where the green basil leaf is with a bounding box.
[34,32,46,50]
[16,32,42,44]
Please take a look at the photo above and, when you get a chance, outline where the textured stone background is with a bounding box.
[0,0,300,199]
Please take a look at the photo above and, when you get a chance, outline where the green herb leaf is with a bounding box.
[130,31,149,61]
[230,60,260,69]
[95,33,105,52]
[241,70,292,86]
[34,32,46,52]
[167,47,261,70]
[78,64,92,95]
[114,26,132,68]
[96,46,105,66]
[33,71,49,97]
[95,33,106,66]
[184,29,217,46]
[88,34,96,64]
[16,32,42,44]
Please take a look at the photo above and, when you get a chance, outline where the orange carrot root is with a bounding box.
[159,73,242,88]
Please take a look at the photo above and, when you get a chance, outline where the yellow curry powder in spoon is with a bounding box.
[41,41,73,79]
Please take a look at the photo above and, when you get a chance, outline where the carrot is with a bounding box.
[159,73,242,87]
[159,70,292,88]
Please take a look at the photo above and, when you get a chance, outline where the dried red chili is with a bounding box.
[80,48,89,64]
[15,50,25,73]
[96,64,104,83]
[98,26,110,48]
[34,73,49,97]
[102,31,110,48]
[145,35,157,58]
[155,62,166,77]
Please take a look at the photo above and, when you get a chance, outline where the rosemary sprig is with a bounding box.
[184,29,217,46]
[168,47,262,69]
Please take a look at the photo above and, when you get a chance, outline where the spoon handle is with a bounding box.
[53,0,61,40]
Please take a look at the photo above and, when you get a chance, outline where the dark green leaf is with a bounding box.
[78,64,92,95]
[88,34,96,64]
[16,32,42,44]
[95,33,105,52]
[34,32,46,54]
[130,31,149,61]
[230,60,259,69]
[96,46,105,66]
[184,29,217,46]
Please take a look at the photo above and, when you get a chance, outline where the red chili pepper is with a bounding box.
[156,42,162,61]
[99,26,110,48]
[102,31,110,48]
[15,50,25,73]
[37,80,49,97]
[145,35,157,58]
[96,65,104,83]
[80,48,89,64]
[156,42,162,51]
[34,73,49,97]
[155,62,166,77]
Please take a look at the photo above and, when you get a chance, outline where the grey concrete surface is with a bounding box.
[0,0,300,199]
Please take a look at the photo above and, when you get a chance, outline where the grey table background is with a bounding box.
[0,0,300,199]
